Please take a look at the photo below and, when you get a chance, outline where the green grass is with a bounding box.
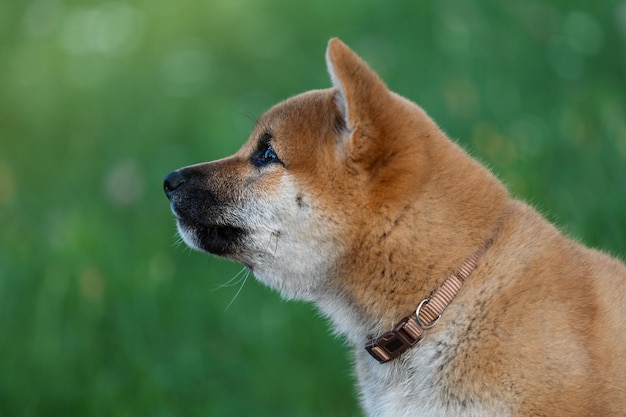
[0,0,625,415]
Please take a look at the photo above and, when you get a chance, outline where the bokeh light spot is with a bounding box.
[59,2,143,56]
[79,265,106,303]
[548,35,584,80]
[443,78,480,120]
[563,12,604,55]
[22,0,64,38]
[104,159,144,207]
[159,44,213,98]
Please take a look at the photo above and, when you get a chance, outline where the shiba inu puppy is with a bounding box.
[163,38,626,416]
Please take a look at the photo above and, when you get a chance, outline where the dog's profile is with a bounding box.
[164,38,626,416]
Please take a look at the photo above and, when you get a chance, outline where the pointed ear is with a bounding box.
[325,38,389,131]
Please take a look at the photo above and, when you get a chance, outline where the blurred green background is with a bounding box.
[1,0,625,415]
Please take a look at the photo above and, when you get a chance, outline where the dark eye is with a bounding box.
[252,136,280,167]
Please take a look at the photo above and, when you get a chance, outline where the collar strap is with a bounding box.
[365,238,494,363]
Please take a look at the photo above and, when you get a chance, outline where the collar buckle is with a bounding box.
[365,315,424,363]
[364,236,495,364]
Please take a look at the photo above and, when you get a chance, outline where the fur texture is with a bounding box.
[164,38,626,416]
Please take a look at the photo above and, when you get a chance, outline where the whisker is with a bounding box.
[224,270,250,311]
[238,110,260,126]
[213,266,248,290]
[171,231,185,248]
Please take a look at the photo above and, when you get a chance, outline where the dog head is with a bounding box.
[164,38,503,302]
[163,87,349,299]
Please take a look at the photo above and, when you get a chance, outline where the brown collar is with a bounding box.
[365,237,494,363]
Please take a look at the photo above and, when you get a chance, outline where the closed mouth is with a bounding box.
[169,195,246,257]
[203,224,245,244]
[181,219,246,256]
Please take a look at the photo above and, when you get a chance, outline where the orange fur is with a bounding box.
[165,38,626,416]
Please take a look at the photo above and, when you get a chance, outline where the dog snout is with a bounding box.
[163,170,186,199]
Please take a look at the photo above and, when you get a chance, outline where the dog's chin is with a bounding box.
[176,220,245,257]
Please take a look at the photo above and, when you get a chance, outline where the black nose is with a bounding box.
[163,170,186,198]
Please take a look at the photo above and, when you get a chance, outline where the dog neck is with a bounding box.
[314,219,504,349]
[313,139,509,347]
[364,235,496,363]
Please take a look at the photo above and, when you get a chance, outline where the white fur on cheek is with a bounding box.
[176,221,202,252]
[241,175,340,300]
